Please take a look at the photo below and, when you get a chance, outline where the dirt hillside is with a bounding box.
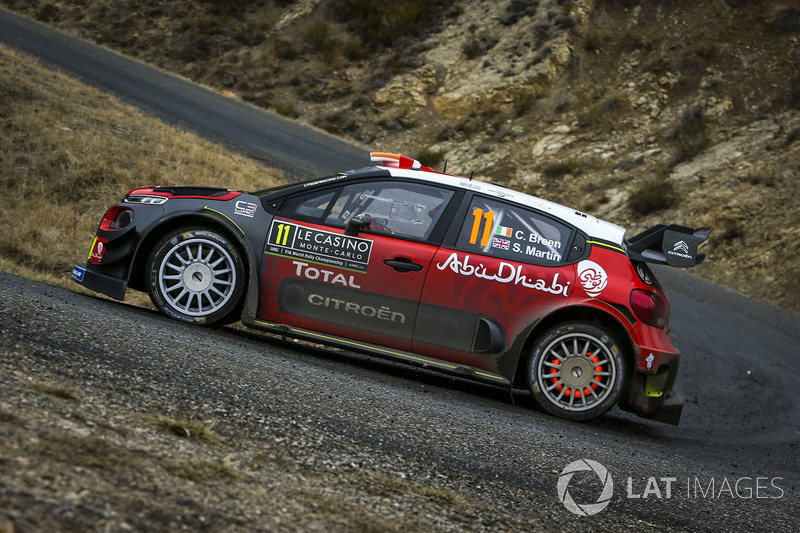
[4,0,799,312]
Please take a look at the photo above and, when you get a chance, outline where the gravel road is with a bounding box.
[1,272,798,531]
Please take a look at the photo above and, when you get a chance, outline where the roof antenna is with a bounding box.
[443,161,447,173]
[469,170,474,181]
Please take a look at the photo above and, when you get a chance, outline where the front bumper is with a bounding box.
[72,264,128,300]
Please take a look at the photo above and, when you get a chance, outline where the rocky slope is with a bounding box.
[4,0,799,311]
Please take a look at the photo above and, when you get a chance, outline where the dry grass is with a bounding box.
[160,459,241,482]
[0,44,283,293]
[142,415,225,445]
[27,380,81,402]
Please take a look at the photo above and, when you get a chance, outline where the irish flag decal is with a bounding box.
[495,225,513,237]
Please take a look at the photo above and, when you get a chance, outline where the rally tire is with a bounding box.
[527,322,626,421]
[146,228,245,326]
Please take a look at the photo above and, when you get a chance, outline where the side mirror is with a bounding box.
[345,213,372,236]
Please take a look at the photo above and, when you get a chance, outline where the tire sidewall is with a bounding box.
[528,322,626,422]
[146,228,245,326]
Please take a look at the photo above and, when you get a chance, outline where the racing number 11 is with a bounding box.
[469,209,494,247]
[274,223,291,246]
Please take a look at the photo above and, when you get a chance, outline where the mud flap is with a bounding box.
[647,391,684,426]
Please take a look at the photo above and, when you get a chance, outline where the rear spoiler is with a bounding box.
[626,224,712,267]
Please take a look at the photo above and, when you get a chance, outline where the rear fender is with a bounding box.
[128,211,253,291]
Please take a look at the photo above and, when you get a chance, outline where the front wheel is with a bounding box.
[146,228,245,326]
[527,322,626,421]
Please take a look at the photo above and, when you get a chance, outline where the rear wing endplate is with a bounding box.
[626,224,712,267]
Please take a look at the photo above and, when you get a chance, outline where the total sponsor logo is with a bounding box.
[293,260,360,288]
[557,459,786,517]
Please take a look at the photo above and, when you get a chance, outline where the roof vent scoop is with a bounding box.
[370,152,427,171]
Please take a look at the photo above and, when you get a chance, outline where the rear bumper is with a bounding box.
[72,264,128,300]
[620,350,684,425]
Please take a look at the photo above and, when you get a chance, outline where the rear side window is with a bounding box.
[456,196,572,266]
[290,191,337,220]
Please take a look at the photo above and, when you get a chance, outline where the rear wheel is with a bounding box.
[146,228,245,326]
[527,322,626,421]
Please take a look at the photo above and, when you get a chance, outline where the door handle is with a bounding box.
[384,258,424,273]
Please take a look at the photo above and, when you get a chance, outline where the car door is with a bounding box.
[413,194,581,373]
[258,179,458,351]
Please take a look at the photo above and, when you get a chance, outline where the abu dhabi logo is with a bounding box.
[577,260,608,298]
[557,459,614,516]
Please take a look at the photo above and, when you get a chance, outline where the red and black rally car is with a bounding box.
[73,152,710,424]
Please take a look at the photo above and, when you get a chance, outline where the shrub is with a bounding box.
[542,161,582,180]
[463,38,482,59]
[628,177,677,215]
[272,100,298,118]
[770,8,800,34]
[584,27,604,52]
[787,75,800,109]
[577,103,605,128]
[320,38,345,67]
[715,217,744,243]
[462,33,498,60]
[455,120,478,138]
[274,37,298,60]
[513,89,542,117]
[179,40,212,62]
[344,39,368,61]
[416,147,447,169]
[335,0,447,50]
[35,3,58,22]
[306,20,332,52]
[670,109,711,163]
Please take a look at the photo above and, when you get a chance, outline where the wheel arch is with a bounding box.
[128,212,252,293]
[512,305,636,389]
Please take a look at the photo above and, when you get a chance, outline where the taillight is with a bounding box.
[99,206,134,231]
[631,289,668,328]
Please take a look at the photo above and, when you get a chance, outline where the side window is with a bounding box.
[456,196,572,265]
[324,181,454,241]
[282,189,339,223]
